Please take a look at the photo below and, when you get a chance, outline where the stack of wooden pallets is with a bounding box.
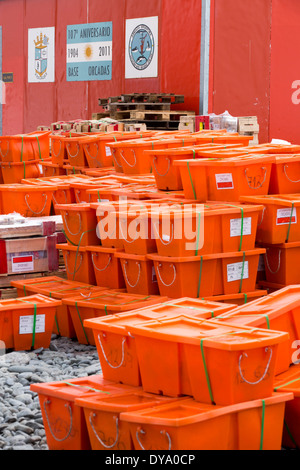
[97,93,195,131]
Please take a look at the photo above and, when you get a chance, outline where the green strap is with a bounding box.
[49,291,60,335]
[36,136,43,161]
[104,305,108,315]
[75,301,89,343]
[195,212,201,255]
[243,293,248,304]
[197,256,203,298]
[286,202,295,243]
[19,299,37,349]
[264,315,270,330]
[192,150,196,159]
[187,162,197,200]
[200,339,215,404]
[97,190,101,202]
[221,204,244,252]
[23,285,27,296]
[210,311,214,318]
[239,208,244,252]
[284,420,299,449]
[238,252,246,294]
[260,399,265,450]
[274,376,300,391]
[72,229,94,281]
[21,136,24,162]
[23,161,26,180]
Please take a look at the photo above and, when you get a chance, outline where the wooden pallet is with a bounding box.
[99,93,185,107]
[115,109,195,122]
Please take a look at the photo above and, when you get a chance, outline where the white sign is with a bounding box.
[11,255,34,273]
[19,314,46,335]
[276,208,297,225]
[28,27,55,83]
[66,22,112,81]
[215,173,234,190]
[227,261,249,283]
[125,16,158,79]
[230,217,252,237]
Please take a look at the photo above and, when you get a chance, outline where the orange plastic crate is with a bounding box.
[120,393,293,450]
[30,375,135,450]
[126,316,288,405]
[62,291,166,346]
[115,252,160,296]
[86,246,126,290]
[0,294,61,351]
[274,364,300,449]
[57,243,96,285]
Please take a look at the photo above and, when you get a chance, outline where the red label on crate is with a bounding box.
[12,255,34,273]
[276,208,297,226]
[215,173,234,190]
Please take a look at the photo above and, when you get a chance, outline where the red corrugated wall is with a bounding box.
[269,0,300,144]
[0,0,202,135]
[211,0,273,144]
[2,0,299,144]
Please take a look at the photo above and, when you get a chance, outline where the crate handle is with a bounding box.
[152,156,171,177]
[66,142,80,158]
[112,148,123,169]
[0,139,9,159]
[120,149,137,168]
[63,212,82,236]
[65,252,83,275]
[123,261,141,288]
[85,142,103,167]
[25,193,48,215]
[43,399,73,442]
[245,167,267,189]
[53,189,68,206]
[92,253,112,272]
[136,427,172,450]
[284,164,300,183]
[157,263,177,287]
[238,347,273,385]
[97,334,126,369]
[265,248,281,274]
[89,413,119,449]
[51,139,62,159]
[153,221,174,246]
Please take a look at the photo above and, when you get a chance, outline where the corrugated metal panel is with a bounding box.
[212,0,272,143]
[0,25,2,136]
[269,0,300,143]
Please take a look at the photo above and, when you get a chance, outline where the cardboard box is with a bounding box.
[0,235,59,275]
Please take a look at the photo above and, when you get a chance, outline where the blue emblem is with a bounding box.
[129,24,154,71]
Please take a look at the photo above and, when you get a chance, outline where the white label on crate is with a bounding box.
[19,314,46,335]
[105,146,112,156]
[215,173,234,190]
[276,208,297,225]
[11,256,34,273]
[227,261,249,283]
[97,198,110,203]
[230,217,252,237]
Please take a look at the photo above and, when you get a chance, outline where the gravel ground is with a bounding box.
[0,335,100,451]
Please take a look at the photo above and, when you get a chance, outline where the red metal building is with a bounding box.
[0,0,299,144]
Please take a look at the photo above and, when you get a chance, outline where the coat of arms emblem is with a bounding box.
[34,32,49,79]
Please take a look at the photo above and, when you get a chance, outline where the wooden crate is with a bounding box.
[238,116,259,134]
